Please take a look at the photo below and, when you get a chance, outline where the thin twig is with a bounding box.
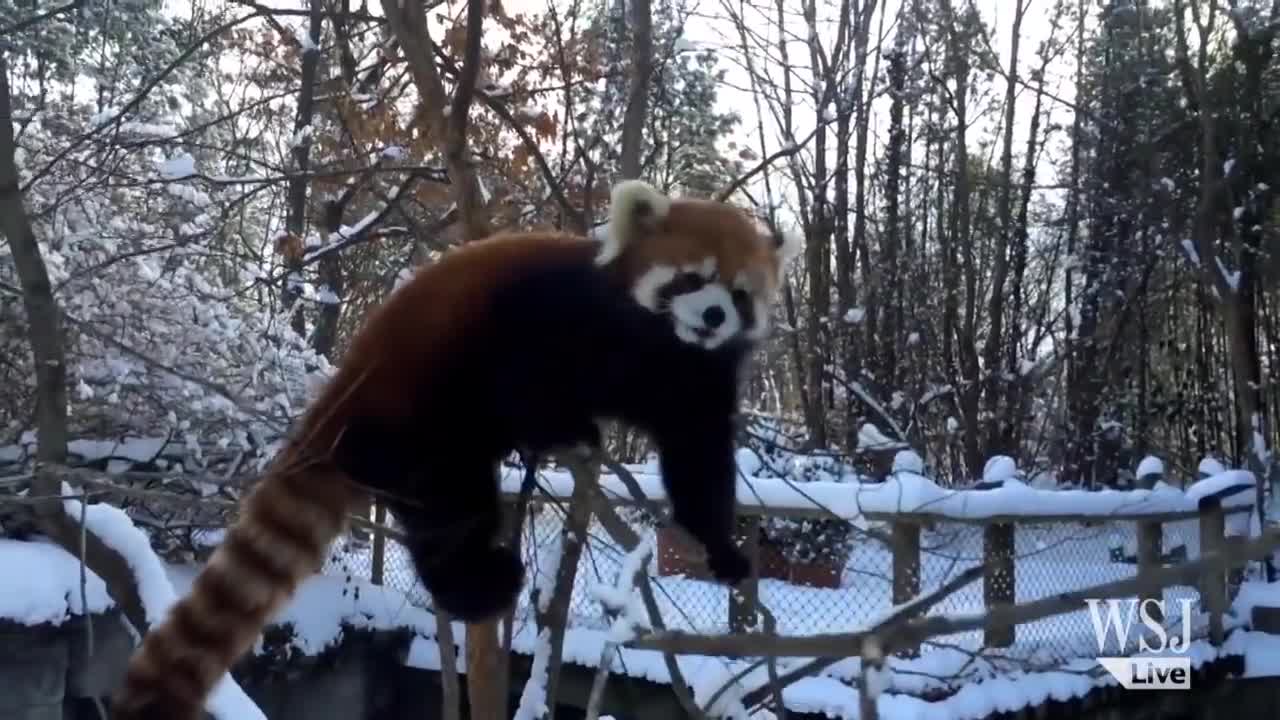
[587,482,705,719]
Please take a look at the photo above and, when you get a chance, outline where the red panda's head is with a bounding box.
[595,180,802,350]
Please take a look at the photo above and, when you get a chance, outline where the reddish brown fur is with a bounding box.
[109,232,602,720]
[613,200,784,293]
[110,210,783,719]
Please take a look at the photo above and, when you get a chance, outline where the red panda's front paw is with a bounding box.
[706,545,751,586]
[424,546,525,623]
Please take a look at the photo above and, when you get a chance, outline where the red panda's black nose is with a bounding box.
[703,306,726,328]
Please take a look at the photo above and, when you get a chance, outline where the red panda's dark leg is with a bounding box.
[393,457,524,623]
[651,412,751,586]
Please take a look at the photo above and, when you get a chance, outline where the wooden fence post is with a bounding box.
[1198,503,1226,647]
[371,501,387,586]
[983,522,1016,648]
[1136,519,1163,624]
[1225,534,1248,603]
[729,515,760,633]
[891,521,921,657]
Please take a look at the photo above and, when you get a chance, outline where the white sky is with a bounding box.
[499,0,1082,218]
[154,0,1082,226]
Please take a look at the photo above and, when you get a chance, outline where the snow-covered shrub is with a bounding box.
[740,415,862,566]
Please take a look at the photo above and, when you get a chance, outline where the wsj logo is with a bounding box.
[1085,598,1195,690]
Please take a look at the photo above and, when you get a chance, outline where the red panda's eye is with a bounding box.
[677,273,706,292]
[731,288,751,305]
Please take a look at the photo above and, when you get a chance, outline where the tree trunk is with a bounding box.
[0,53,149,634]
[979,0,1025,457]
[618,0,652,180]
[281,0,324,338]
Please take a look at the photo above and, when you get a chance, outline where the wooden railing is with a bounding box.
[492,466,1259,654]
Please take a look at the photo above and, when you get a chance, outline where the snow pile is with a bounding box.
[1225,629,1280,678]
[157,152,196,179]
[62,483,184,626]
[687,655,752,718]
[0,539,113,625]
[1136,455,1164,481]
[1183,469,1257,510]
[981,456,1020,485]
[51,490,267,720]
[1199,457,1228,478]
[858,423,907,452]
[1231,578,1280,621]
[167,565,440,659]
[892,450,925,475]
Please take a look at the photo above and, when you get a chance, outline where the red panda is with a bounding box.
[108,179,801,720]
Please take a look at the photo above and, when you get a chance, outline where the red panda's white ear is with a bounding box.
[595,179,671,266]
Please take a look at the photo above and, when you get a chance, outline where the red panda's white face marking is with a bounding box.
[599,180,802,350]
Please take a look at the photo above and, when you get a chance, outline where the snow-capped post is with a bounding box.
[1189,469,1258,643]
[890,520,921,657]
[857,423,908,482]
[1135,455,1166,622]
[979,455,1018,648]
[890,450,923,657]
[1198,499,1227,646]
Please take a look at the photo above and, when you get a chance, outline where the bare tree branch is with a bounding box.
[381,0,491,243]
[0,0,83,36]
[716,124,821,203]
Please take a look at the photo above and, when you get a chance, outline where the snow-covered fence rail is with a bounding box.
[488,461,1260,657]
[13,436,1263,686]
[311,456,1261,668]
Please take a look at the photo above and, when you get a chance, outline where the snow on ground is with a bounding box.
[1227,577,1280,678]
[166,561,446,660]
[4,512,1277,720]
[0,453,1270,720]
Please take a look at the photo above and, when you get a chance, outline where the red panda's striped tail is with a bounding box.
[110,457,356,720]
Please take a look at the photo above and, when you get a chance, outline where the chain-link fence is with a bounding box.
[321,495,1225,672]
